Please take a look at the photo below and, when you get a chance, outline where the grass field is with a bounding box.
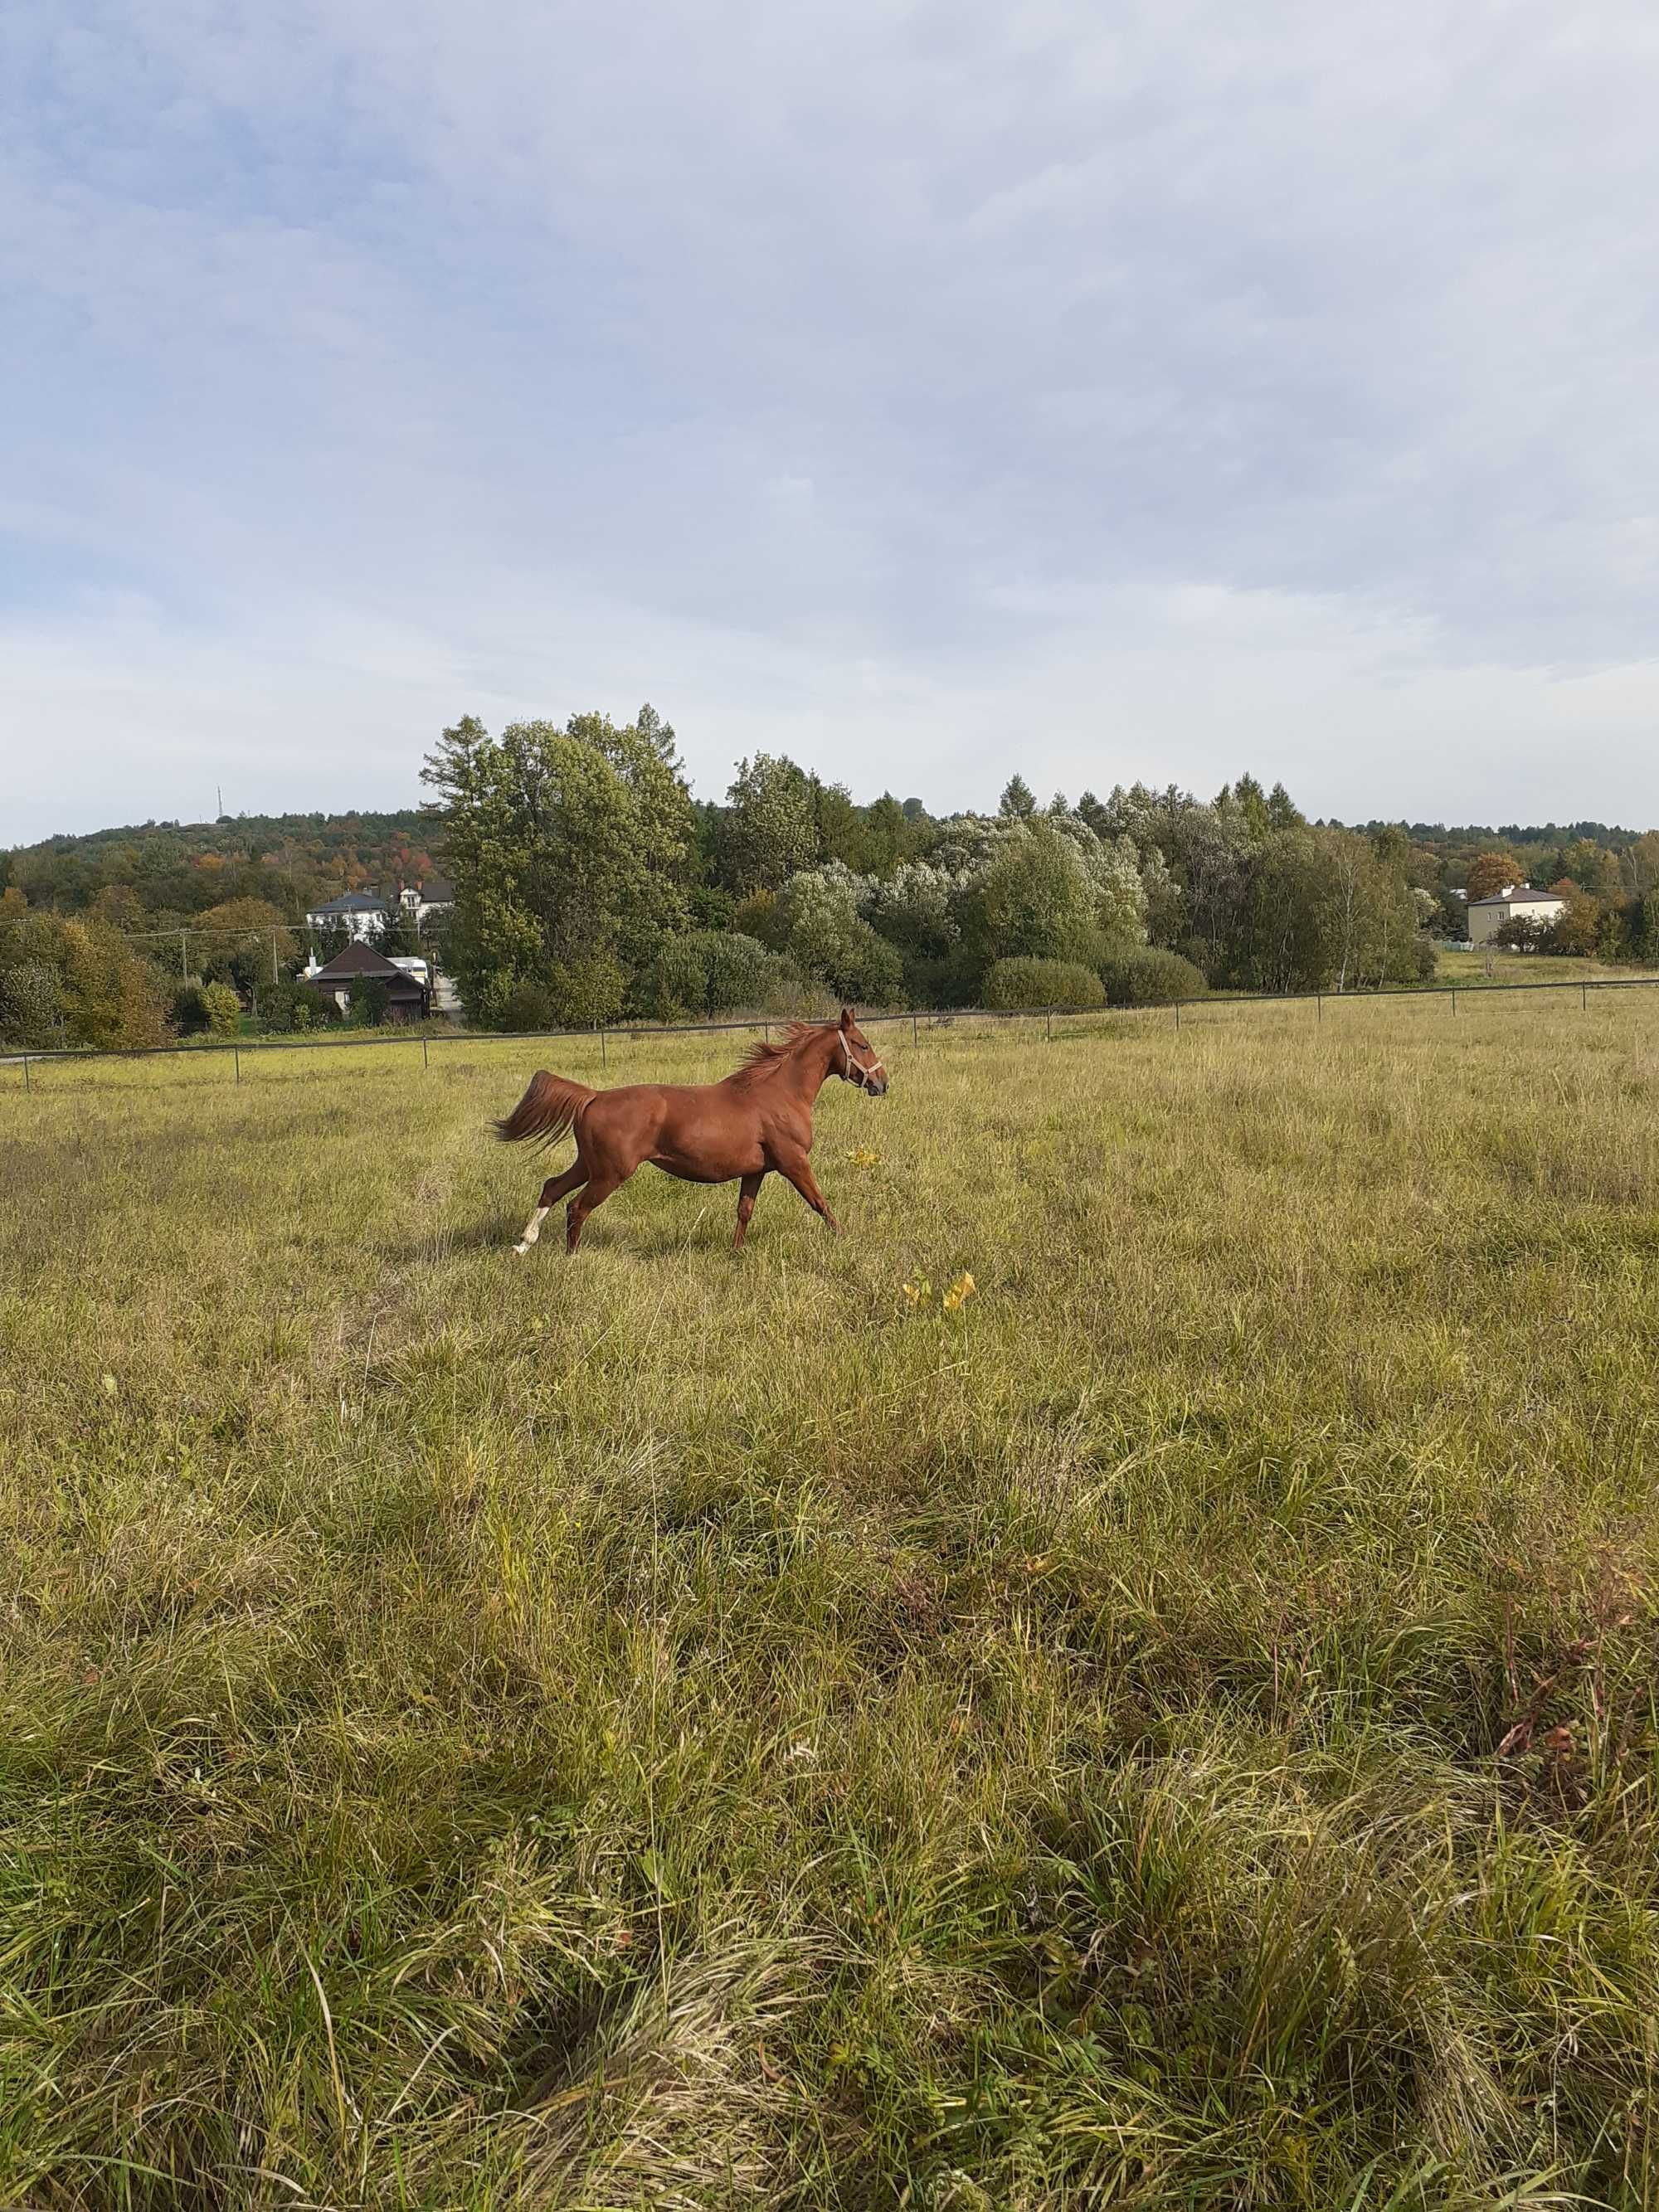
[4,994,1659,2209]
[1432,950,1659,990]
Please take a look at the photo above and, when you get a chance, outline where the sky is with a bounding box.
[3,0,1658,843]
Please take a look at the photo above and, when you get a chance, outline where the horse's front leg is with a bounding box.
[733,1171,765,1249]
[771,1150,839,1235]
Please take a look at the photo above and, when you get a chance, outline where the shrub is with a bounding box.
[1097,947,1208,1007]
[171,983,212,1038]
[905,948,987,1010]
[496,981,557,1033]
[548,955,628,1029]
[259,982,329,1030]
[983,957,1104,1010]
[200,982,242,1038]
[0,917,171,1050]
[640,932,784,1020]
[705,934,785,1014]
[348,979,391,1028]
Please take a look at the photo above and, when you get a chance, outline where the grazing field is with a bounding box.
[5,996,1659,2210]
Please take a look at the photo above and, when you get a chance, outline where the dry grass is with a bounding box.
[3,994,1659,2208]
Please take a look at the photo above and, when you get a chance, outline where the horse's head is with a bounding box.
[836,1007,888,1096]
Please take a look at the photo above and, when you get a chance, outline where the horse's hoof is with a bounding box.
[513,1242,531,1257]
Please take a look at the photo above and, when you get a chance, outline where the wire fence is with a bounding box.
[5,970,1659,1099]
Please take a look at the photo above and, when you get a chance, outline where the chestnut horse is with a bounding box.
[496,1006,888,1252]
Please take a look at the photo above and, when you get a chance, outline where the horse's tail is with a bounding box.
[494,1070,597,1150]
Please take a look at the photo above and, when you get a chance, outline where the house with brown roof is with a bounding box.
[305,941,430,1021]
[1466,886,1566,946]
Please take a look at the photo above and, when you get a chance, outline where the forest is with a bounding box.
[4,705,1659,1049]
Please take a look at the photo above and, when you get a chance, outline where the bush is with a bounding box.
[904,948,987,1010]
[200,982,242,1038]
[983,958,1105,1010]
[348,979,391,1028]
[547,955,628,1029]
[171,983,212,1038]
[640,932,783,1020]
[496,981,557,1033]
[256,979,319,1033]
[0,917,170,1050]
[1097,948,1208,1007]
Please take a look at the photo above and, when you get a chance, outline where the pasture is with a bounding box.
[3,995,1659,2209]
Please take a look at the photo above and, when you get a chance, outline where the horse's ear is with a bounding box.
[839,1004,854,1031]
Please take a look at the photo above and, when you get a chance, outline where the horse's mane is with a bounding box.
[727,1020,829,1088]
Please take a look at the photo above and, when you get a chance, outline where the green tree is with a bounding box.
[861,794,912,872]
[780,866,903,1004]
[1557,839,1622,902]
[723,755,818,892]
[960,819,1144,970]
[998,775,1037,820]
[422,710,694,1028]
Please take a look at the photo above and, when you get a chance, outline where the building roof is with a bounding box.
[309,891,386,916]
[418,875,455,903]
[309,941,410,982]
[1467,887,1564,908]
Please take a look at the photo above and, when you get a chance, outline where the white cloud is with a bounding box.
[2,0,1658,839]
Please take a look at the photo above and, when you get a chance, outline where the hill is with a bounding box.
[0,809,445,924]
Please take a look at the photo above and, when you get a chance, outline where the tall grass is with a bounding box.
[2,996,1657,2207]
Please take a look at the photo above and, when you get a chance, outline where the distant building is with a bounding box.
[305,941,430,1021]
[305,890,387,942]
[1467,887,1565,946]
[397,876,455,926]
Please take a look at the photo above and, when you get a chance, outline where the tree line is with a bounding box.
[6,710,1658,1050]
[421,712,1447,1029]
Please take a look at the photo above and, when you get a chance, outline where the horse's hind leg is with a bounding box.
[514,1162,587,1254]
[566,1169,626,1252]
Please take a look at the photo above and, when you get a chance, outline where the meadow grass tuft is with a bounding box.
[3,996,1658,2207]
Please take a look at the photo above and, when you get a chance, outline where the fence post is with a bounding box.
[912,1011,918,1047]
[1452,989,1457,1017]
[600,1024,607,1067]
[421,1033,429,1069]
[21,1054,28,1091]
[1046,1008,1053,1043]
[1582,983,1588,1011]
[1316,993,1321,1024]
[233,1045,240,1086]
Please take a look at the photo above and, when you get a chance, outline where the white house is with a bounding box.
[304,890,388,942]
[397,876,455,926]
[1467,886,1565,946]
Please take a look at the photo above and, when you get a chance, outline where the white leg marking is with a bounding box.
[513,1204,550,1255]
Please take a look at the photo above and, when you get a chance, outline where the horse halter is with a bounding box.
[839,1030,886,1089]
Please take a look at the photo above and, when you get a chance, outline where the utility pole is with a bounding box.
[271,928,280,985]
[179,928,189,982]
